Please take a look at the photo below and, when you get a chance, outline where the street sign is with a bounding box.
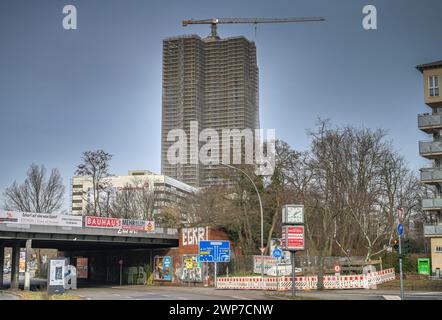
[199,240,230,262]
[281,225,305,251]
[397,208,404,222]
[397,223,404,236]
[272,248,282,259]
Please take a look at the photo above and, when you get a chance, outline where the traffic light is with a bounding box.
[393,239,399,251]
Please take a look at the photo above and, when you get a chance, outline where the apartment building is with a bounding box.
[71,170,198,219]
[417,60,442,275]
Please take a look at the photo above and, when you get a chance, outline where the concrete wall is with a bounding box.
[153,227,231,286]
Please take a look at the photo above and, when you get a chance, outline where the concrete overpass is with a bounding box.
[0,223,179,289]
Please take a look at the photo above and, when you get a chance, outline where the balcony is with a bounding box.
[424,224,442,237]
[422,198,442,211]
[418,113,442,133]
[421,167,442,184]
[419,141,442,159]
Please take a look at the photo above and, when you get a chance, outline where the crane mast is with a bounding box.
[182,17,325,38]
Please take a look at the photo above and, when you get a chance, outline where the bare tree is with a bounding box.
[75,150,112,216]
[3,164,65,213]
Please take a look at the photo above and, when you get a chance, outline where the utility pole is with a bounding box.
[397,208,405,300]
[291,251,296,297]
[398,233,404,300]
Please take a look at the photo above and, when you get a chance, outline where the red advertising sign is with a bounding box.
[85,216,121,229]
[282,225,305,251]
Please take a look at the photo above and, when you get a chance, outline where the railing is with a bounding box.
[421,167,442,182]
[419,141,442,155]
[418,113,442,129]
[422,198,442,210]
[424,223,442,236]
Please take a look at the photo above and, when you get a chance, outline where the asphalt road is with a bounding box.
[2,273,442,300]
[72,286,272,300]
[70,286,442,300]
[290,289,442,300]
[0,292,18,300]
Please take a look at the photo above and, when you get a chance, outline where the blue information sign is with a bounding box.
[199,241,230,262]
[273,248,282,259]
[397,223,404,236]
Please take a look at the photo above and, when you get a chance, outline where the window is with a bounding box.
[436,246,442,253]
[429,75,440,97]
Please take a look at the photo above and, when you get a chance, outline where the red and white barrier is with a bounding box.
[216,268,395,291]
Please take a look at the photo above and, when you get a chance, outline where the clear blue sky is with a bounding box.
[0,0,441,211]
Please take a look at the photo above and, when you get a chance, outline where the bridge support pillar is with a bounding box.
[24,239,32,291]
[11,242,20,289]
[0,241,4,289]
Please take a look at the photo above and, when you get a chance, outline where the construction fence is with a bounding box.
[216,268,395,291]
[224,254,383,277]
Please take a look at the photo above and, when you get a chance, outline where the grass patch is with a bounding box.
[378,279,442,291]
[8,290,82,300]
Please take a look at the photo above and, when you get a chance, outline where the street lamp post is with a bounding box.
[220,163,265,281]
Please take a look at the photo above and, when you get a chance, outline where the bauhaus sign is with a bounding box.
[85,216,121,229]
[281,225,305,251]
[85,216,155,232]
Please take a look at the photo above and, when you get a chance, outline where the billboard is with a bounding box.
[49,259,65,286]
[0,209,83,228]
[85,216,155,232]
[76,257,88,279]
[282,225,305,251]
[154,256,172,281]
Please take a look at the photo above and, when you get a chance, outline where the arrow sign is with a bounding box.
[397,223,404,236]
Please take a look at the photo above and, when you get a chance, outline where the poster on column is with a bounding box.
[49,259,65,286]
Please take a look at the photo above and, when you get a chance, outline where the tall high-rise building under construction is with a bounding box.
[161,33,260,187]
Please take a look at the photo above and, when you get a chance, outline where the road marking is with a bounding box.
[232,295,252,300]
[411,292,442,295]
[383,295,401,300]
[112,293,121,296]
[177,297,188,300]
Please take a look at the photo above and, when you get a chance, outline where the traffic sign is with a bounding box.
[334,265,341,273]
[397,208,404,222]
[272,248,282,259]
[397,223,404,236]
[199,240,230,262]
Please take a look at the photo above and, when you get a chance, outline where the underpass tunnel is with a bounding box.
[64,249,155,286]
[0,237,176,289]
